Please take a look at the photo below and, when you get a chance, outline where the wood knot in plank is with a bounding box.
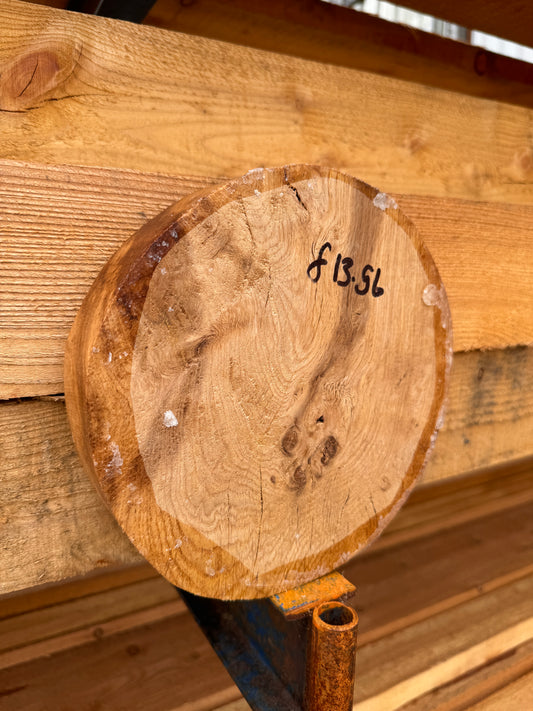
[0,43,80,111]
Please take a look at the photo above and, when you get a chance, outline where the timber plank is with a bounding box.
[422,347,533,483]
[0,577,178,658]
[1,162,533,398]
[0,563,156,620]
[0,601,185,672]
[354,575,533,709]
[0,1,533,206]
[1,388,531,594]
[0,397,140,595]
[466,669,533,710]
[403,639,533,710]
[0,609,237,711]
[351,501,533,645]
[381,461,533,548]
[0,504,532,709]
[144,0,533,109]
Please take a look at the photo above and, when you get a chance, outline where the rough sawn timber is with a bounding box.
[1,0,533,206]
[1,160,532,398]
[144,0,533,110]
[1,352,532,596]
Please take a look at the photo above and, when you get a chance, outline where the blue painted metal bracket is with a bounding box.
[178,571,358,711]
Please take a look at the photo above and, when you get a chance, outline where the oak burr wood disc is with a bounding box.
[65,165,452,599]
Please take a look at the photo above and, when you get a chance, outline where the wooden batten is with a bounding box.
[1,385,531,594]
[144,0,533,109]
[0,160,532,398]
[1,0,533,206]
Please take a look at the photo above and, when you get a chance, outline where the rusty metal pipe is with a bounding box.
[305,600,358,711]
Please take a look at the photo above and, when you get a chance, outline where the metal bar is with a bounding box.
[305,601,358,711]
[178,572,358,711]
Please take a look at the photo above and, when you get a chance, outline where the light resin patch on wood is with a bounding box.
[65,165,451,599]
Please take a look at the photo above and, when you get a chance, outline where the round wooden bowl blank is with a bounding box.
[65,165,452,600]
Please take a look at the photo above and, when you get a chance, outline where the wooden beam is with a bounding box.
[0,397,140,595]
[393,0,533,50]
[403,639,533,710]
[1,161,532,398]
[354,575,533,709]
[143,0,533,110]
[1,507,532,709]
[421,347,533,483]
[1,1,533,206]
[467,670,533,710]
[1,372,531,595]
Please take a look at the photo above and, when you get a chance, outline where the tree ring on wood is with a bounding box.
[64,165,452,599]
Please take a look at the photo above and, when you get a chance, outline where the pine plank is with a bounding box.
[351,501,533,645]
[403,638,533,710]
[144,0,533,109]
[1,162,533,398]
[0,600,184,672]
[422,347,533,484]
[0,563,156,620]
[1,374,531,593]
[0,503,532,710]
[0,398,140,595]
[387,460,533,545]
[466,669,533,710]
[0,607,237,711]
[354,574,533,709]
[1,1,533,206]
[0,577,178,660]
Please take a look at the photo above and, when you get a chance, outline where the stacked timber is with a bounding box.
[0,0,532,708]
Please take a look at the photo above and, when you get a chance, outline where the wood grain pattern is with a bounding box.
[404,638,533,710]
[1,350,531,595]
[144,0,533,109]
[467,670,533,710]
[1,1,533,205]
[422,346,533,482]
[354,574,533,709]
[1,500,532,710]
[0,397,140,595]
[1,160,532,399]
[64,165,451,598]
[0,577,179,663]
[0,603,237,711]
[379,460,533,552]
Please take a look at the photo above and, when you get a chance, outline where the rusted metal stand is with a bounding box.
[178,572,358,711]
